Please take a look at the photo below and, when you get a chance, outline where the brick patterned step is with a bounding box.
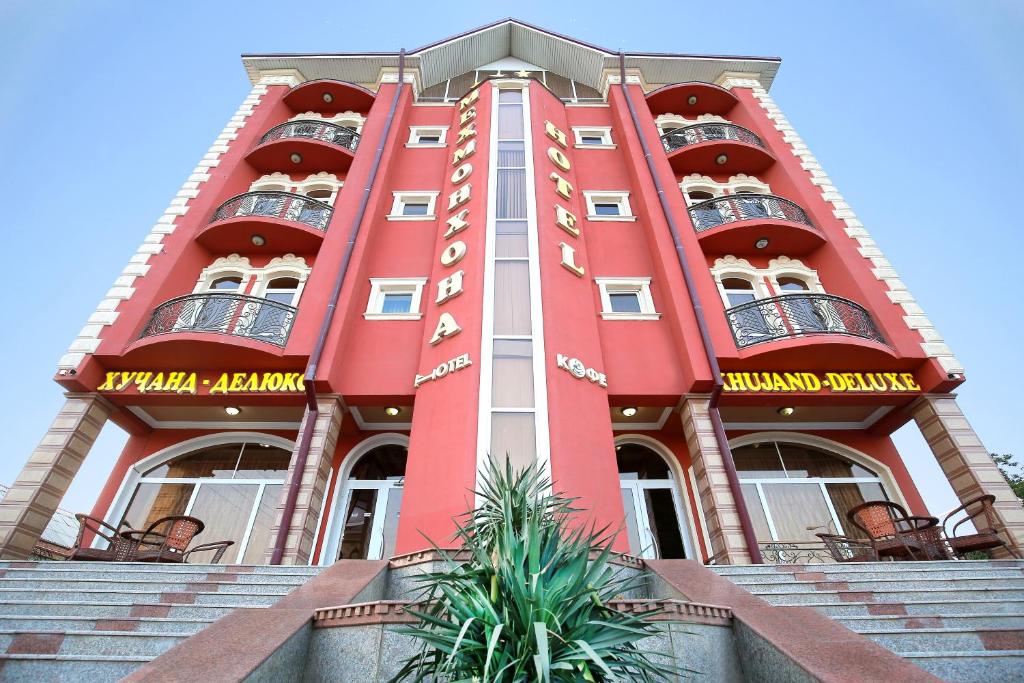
[808,599,1024,618]
[0,589,287,605]
[901,650,1024,681]
[0,630,187,657]
[0,615,214,634]
[837,613,1024,631]
[0,601,258,619]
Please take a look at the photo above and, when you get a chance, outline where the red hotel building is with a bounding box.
[1,19,1021,567]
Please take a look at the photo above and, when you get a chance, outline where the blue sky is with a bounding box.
[1,1,1022,516]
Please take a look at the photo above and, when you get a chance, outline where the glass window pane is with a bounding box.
[581,136,603,145]
[490,413,536,472]
[185,484,258,564]
[491,340,534,407]
[827,482,887,538]
[733,444,787,479]
[778,443,866,478]
[594,203,621,216]
[148,444,241,479]
[123,483,195,530]
[644,488,686,559]
[381,293,413,314]
[381,489,404,560]
[609,292,642,313]
[241,484,281,563]
[762,483,834,542]
[497,141,526,167]
[497,103,524,138]
[495,234,529,258]
[740,484,772,541]
[496,169,526,219]
[498,89,522,104]
[494,261,531,334]
[339,489,378,560]
[402,202,429,216]
[211,277,242,290]
[350,445,407,480]
[235,446,291,479]
[621,488,642,556]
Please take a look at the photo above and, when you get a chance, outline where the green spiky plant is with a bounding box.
[390,457,684,682]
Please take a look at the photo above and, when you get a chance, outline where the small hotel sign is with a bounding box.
[721,371,922,394]
[97,371,305,395]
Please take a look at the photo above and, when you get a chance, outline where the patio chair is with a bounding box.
[847,501,929,561]
[816,533,878,562]
[943,494,1022,559]
[133,516,205,563]
[182,540,236,564]
[67,514,137,562]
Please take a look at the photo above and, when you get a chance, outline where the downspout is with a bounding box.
[270,49,407,564]
[617,53,762,564]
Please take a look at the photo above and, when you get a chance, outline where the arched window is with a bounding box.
[336,444,408,561]
[721,277,758,307]
[733,440,889,543]
[209,276,242,291]
[777,276,809,292]
[120,441,290,563]
[617,442,691,560]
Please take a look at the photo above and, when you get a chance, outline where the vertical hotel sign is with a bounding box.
[414,88,481,386]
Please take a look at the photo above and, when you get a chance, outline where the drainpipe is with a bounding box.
[270,49,407,564]
[617,53,762,564]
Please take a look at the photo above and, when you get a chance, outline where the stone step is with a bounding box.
[0,562,322,575]
[837,613,1024,631]
[0,569,316,584]
[715,568,1024,583]
[733,577,1024,592]
[711,560,1024,575]
[0,578,305,593]
[791,598,1024,617]
[0,630,187,657]
[0,654,147,683]
[860,627,1024,654]
[901,650,1024,682]
[0,589,284,606]
[0,600,255,620]
[754,587,1024,605]
[0,615,213,634]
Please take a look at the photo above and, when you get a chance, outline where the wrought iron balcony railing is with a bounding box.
[140,293,297,347]
[725,293,885,349]
[211,191,332,231]
[688,193,814,233]
[661,123,765,153]
[759,542,834,565]
[259,120,360,152]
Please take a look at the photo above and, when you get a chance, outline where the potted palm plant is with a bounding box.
[391,458,683,682]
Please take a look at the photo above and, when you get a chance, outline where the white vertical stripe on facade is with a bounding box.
[57,75,299,371]
[720,76,964,375]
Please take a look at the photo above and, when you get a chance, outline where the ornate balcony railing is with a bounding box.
[725,293,885,349]
[211,191,332,231]
[661,123,765,153]
[688,194,814,233]
[259,120,360,152]
[141,293,296,347]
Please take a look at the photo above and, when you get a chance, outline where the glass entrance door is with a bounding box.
[337,480,403,560]
[620,478,688,559]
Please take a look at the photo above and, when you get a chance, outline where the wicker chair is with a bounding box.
[133,516,205,563]
[67,514,137,562]
[847,501,929,561]
[181,540,236,564]
[943,495,1022,559]
[816,533,878,562]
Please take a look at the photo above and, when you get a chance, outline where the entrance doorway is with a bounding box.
[617,442,692,560]
[335,443,407,561]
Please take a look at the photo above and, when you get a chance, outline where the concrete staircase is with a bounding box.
[0,561,322,682]
[713,560,1024,682]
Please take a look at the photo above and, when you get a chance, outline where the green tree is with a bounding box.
[391,458,684,682]
[993,453,1024,505]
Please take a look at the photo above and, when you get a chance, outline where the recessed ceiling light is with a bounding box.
[384,406,401,417]
[290,153,303,164]
[259,443,271,448]
[224,406,241,416]
[755,238,769,249]
[322,92,334,103]
[715,154,728,165]
[687,95,698,105]
[777,406,795,417]
[620,407,638,418]
[251,234,266,246]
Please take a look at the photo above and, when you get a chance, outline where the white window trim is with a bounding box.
[387,191,440,221]
[679,174,771,205]
[572,126,615,149]
[584,191,636,222]
[406,126,449,148]
[288,110,365,134]
[364,277,428,320]
[655,113,730,135]
[596,277,660,320]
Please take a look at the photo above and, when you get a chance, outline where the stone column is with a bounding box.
[0,393,112,559]
[911,394,1024,555]
[681,396,752,565]
[265,395,344,565]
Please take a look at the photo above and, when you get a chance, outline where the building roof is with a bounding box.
[241,18,781,93]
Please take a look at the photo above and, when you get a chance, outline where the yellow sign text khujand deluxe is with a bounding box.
[97,371,304,395]
[721,371,921,394]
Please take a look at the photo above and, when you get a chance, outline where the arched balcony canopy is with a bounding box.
[646,81,738,117]
[661,123,774,174]
[283,79,376,114]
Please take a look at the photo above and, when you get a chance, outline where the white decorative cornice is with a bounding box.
[265,254,308,269]
[715,72,765,90]
[257,70,303,87]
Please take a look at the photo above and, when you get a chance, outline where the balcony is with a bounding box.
[197,191,332,252]
[661,123,774,174]
[283,79,376,114]
[646,82,739,117]
[140,293,296,348]
[725,293,885,349]
[688,194,825,254]
[246,120,360,173]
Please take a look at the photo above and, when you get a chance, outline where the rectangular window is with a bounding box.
[597,277,659,320]
[407,126,448,147]
[388,192,439,221]
[573,127,614,148]
[365,278,427,319]
[584,191,635,221]
[493,262,531,335]
[496,220,528,258]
